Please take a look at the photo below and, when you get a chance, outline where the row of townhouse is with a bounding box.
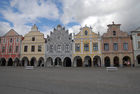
[0,22,140,67]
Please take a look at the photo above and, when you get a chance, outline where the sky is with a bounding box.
[0,0,140,37]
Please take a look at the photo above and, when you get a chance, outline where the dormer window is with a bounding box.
[113,31,116,36]
[32,37,35,41]
[85,30,88,35]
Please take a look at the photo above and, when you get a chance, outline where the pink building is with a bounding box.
[0,29,23,66]
[102,22,134,67]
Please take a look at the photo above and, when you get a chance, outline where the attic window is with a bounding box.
[32,37,35,41]
[85,30,88,35]
[10,38,13,43]
[113,31,116,36]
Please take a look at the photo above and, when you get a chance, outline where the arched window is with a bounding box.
[113,31,116,36]
[85,30,88,35]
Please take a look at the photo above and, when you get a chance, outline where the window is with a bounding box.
[38,45,42,52]
[3,39,5,43]
[10,38,12,43]
[50,45,53,52]
[138,41,140,49]
[65,44,69,52]
[104,43,109,51]
[113,31,116,36]
[15,46,18,53]
[85,30,88,35]
[9,46,12,53]
[31,45,35,52]
[75,43,80,52]
[16,38,19,42]
[84,43,89,51]
[24,46,28,52]
[93,43,98,51]
[32,37,35,41]
[2,46,5,53]
[57,45,61,52]
[0,38,1,43]
[123,43,128,50]
[113,43,118,51]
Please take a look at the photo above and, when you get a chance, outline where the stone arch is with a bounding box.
[14,58,20,66]
[84,56,91,67]
[46,57,53,67]
[7,58,13,66]
[93,56,101,67]
[63,57,71,67]
[137,55,140,65]
[30,57,37,66]
[104,56,110,67]
[1,58,6,66]
[122,56,131,67]
[113,56,119,67]
[38,57,44,67]
[54,57,62,66]
[21,57,29,66]
[73,56,82,67]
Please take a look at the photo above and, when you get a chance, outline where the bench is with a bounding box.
[106,67,118,72]
[25,66,34,70]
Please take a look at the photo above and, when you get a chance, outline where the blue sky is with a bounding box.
[0,0,140,37]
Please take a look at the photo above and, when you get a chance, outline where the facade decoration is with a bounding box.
[73,25,102,67]
[102,22,133,67]
[21,24,45,67]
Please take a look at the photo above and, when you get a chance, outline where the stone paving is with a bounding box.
[0,67,140,94]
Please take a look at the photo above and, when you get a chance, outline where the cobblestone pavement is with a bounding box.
[0,67,140,94]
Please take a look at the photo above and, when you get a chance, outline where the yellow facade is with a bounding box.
[73,26,102,67]
[21,24,45,66]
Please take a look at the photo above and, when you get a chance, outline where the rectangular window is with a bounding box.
[32,37,35,41]
[10,38,12,43]
[65,44,69,52]
[123,43,128,50]
[2,46,5,53]
[75,43,80,52]
[38,45,42,52]
[24,46,28,52]
[9,46,12,53]
[15,46,19,53]
[50,45,53,52]
[3,39,5,43]
[138,41,140,49]
[93,43,98,51]
[104,43,109,51]
[0,38,1,43]
[57,45,61,52]
[31,45,35,52]
[113,43,118,51]
[84,43,89,51]
[16,38,19,42]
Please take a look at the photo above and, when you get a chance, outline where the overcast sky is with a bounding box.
[0,0,140,37]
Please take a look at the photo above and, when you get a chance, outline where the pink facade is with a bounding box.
[102,23,134,67]
[0,29,23,66]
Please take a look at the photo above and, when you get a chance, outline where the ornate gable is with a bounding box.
[4,29,19,37]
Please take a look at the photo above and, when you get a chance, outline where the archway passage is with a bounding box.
[63,57,71,67]
[8,58,13,66]
[46,57,53,67]
[104,57,110,67]
[113,56,119,67]
[38,57,44,67]
[123,56,131,67]
[21,57,29,66]
[14,58,20,66]
[84,56,91,67]
[137,55,140,64]
[30,57,36,66]
[55,57,62,66]
[73,56,82,67]
[93,56,101,67]
[1,58,6,66]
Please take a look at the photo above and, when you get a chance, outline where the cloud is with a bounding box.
[0,22,12,36]
[60,0,140,33]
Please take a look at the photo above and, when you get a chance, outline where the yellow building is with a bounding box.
[21,24,45,67]
[73,26,102,67]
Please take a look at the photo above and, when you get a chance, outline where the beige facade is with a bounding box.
[21,24,45,67]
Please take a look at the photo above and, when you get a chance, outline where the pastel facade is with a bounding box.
[21,24,45,67]
[102,23,134,67]
[0,29,23,66]
[131,27,140,66]
[73,26,102,67]
[45,25,73,67]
